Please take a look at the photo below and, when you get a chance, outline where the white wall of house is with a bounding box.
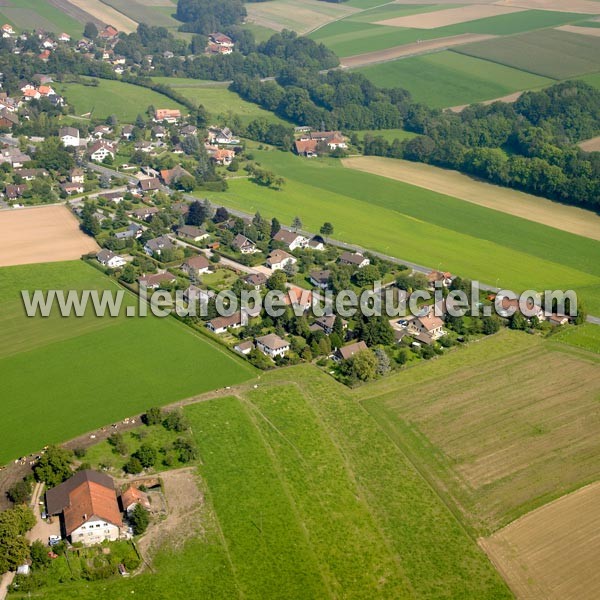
[70,518,119,546]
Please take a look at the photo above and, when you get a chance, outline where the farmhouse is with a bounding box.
[138,272,176,289]
[338,251,370,269]
[232,234,258,254]
[144,235,176,257]
[266,249,297,270]
[177,225,208,242]
[119,485,151,515]
[208,33,234,49]
[273,229,309,250]
[336,340,368,361]
[181,254,211,277]
[97,249,126,269]
[59,126,80,148]
[294,139,318,157]
[45,470,122,546]
[256,333,290,359]
[310,269,330,289]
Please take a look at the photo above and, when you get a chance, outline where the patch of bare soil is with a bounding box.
[579,136,600,152]
[496,0,600,15]
[446,91,524,112]
[340,34,497,68]
[557,24,600,37]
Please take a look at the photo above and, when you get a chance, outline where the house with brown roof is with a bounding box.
[4,183,27,199]
[256,334,289,359]
[309,269,330,289]
[181,254,211,277]
[273,229,309,251]
[408,315,445,342]
[45,470,123,546]
[244,272,267,290]
[154,109,181,124]
[234,340,254,355]
[138,178,161,192]
[427,270,452,289]
[160,165,192,186]
[177,225,208,242]
[336,341,368,361]
[266,249,296,270]
[144,235,175,257]
[206,312,244,334]
[338,251,370,269]
[232,234,258,254]
[138,271,176,289]
[120,485,151,515]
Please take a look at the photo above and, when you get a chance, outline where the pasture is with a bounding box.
[17,367,512,599]
[456,28,600,79]
[552,322,600,353]
[360,329,600,532]
[205,150,600,313]
[54,79,186,122]
[67,0,137,32]
[0,205,99,267]
[481,481,600,599]
[99,0,180,29]
[342,156,600,240]
[151,77,288,125]
[355,51,552,107]
[0,0,83,38]
[0,260,254,464]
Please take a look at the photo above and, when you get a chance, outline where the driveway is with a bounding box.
[27,482,60,545]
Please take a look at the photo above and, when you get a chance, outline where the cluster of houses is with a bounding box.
[44,470,151,547]
[294,130,348,158]
[206,32,234,55]
[1,23,72,62]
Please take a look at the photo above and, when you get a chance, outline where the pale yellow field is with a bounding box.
[579,135,600,152]
[497,0,600,14]
[68,0,137,32]
[340,33,496,68]
[0,205,99,267]
[481,481,600,599]
[342,156,600,240]
[557,24,600,37]
[376,5,524,29]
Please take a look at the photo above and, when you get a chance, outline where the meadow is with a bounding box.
[54,79,186,122]
[359,329,600,533]
[552,322,600,353]
[309,8,590,57]
[0,0,83,38]
[15,365,512,599]
[151,77,289,125]
[456,28,600,79]
[99,0,180,29]
[205,150,600,313]
[356,51,553,107]
[0,261,255,464]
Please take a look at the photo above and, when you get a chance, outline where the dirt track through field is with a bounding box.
[342,156,600,240]
[340,33,496,68]
[446,91,525,112]
[496,0,600,14]
[0,205,99,267]
[481,481,600,599]
[376,5,524,29]
[67,0,137,32]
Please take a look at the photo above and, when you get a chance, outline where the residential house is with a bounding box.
[0,147,31,168]
[212,148,235,166]
[177,225,208,242]
[284,286,313,312]
[244,272,267,290]
[99,191,125,203]
[294,139,318,157]
[4,184,27,199]
[206,312,243,334]
[121,125,134,140]
[549,314,570,326]
[338,251,370,269]
[132,206,159,220]
[70,168,85,184]
[144,235,175,257]
[115,223,143,240]
[427,270,453,289]
[151,125,166,139]
[59,126,80,148]
[309,130,347,149]
[96,249,126,269]
[60,182,84,195]
[208,33,234,49]
[93,125,112,139]
[15,168,48,181]
[308,237,325,251]
[336,341,368,361]
[160,165,192,186]
[88,141,115,162]
[232,234,258,255]
[138,271,176,289]
[119,486,151,515]
[408,315,445,342]
[309,269,330,289]
[183,285,214,306]
[179,124,197,137]
[312,314,347,335]
[154,109,181,124]
[272,229,309,251]
[0,109,19,129]
[138,178,161,193]
[2,24,15,38]
[181,254,211,277]
[256,334,290,359]
[207,126,239,145]
[45,470,122,546]
[58,32,71,42]
[135,140,154,154]
[498,296,545,321]
[266,249,297,271]
[99,26,119,40]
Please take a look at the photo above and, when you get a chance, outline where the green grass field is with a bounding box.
[100,0,180,29]
[309,9,589,57]
[55,79,187,122]
[0,0,83,38]
[360,329,600,533]
[356,51,553,107]
[205,150,600,313]
[552,322,600,353]
[355,128,418,142]
[577,71,600,89]
[0,261,255,464]
[151,77,289,125]
[17,365,513,599]
[456,28,600,79]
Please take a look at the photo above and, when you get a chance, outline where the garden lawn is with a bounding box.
[356,51,553,107]
[0,261,255,464]
[54,79,187,122]
[203,151,600,313]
